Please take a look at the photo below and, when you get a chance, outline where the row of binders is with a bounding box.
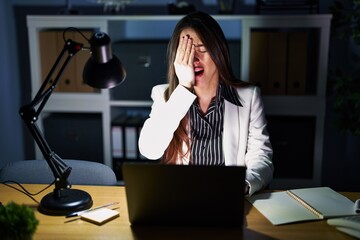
[249,31,310,95]
[111,114,147,160]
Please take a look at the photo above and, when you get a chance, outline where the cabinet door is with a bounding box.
[39,30,95,93]
[73,30,95,93]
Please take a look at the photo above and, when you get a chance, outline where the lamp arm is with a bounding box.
[19,39,84,192]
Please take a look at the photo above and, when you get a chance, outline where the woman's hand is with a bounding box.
[174,35,195,89]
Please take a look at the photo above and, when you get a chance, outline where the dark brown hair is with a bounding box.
[162,11,247,164]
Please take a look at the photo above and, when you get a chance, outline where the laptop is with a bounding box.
[122,162,246,227]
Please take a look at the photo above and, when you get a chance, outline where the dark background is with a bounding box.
[0,0,358,191]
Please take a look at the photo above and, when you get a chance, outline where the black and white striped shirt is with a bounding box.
[189,83,242,165]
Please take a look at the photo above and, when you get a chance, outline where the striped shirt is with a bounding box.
[189,83,242,165]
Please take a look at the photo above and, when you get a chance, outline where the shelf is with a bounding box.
[263,96,325,115]
[27,14,331,187]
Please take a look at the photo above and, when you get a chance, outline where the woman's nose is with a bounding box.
[193,54,200,63]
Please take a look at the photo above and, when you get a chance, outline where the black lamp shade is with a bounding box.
[83,55,126,89]
[83,32,126,89]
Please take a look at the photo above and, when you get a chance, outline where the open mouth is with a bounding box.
[194,67,204,77]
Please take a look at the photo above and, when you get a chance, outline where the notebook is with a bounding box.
[122,163,246,227]
[248,187,357,225]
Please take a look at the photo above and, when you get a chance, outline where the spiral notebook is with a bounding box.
[248,187,357,225]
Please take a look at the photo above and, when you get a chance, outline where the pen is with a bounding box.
[66,202,120,218]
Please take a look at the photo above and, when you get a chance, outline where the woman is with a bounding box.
[138,11,273,196]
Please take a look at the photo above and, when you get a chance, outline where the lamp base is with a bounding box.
[39,188,93,216]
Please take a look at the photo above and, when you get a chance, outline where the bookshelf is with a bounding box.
[27,14,331,187]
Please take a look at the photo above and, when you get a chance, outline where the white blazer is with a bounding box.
[139,84,273,196]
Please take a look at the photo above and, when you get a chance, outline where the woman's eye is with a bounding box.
[196,45,207,53]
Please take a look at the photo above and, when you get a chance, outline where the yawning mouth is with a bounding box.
[194,67,204,77]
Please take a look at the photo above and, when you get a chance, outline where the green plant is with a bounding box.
[330,0,360,42]
[0,202,39,240]
[332,72,360,135]
[329,0,360,135]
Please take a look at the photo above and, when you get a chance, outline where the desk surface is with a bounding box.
[0,184,358,240]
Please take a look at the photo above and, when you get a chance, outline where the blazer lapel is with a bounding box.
[223,100,240,165]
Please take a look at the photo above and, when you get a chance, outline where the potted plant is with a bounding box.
[329,0,360,136]
[0,202,39,240]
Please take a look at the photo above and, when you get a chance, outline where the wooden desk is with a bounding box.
[0,184,358,240]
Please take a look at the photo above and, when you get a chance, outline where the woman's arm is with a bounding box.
[245,87,274,196]
[138,84,196,159]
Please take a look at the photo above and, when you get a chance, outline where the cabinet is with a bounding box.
[39,30,96,93]
[27,14,331,188]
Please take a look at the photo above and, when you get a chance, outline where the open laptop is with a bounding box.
[122,162,246,227]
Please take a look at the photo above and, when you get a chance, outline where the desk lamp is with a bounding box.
[19,28,126,215]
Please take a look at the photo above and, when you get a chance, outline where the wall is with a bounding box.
[0,0,24,168]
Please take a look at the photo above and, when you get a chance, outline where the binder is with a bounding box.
[124,115,145,160]
[39,31,77,92]
[124,118,138,160]
[287,31,308,95]
[111,114,147,160]
[111,114,128,159]
[249,32,269,94]
[111,114,148,180]
[267,32,287,95]
[39,31,57,91]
